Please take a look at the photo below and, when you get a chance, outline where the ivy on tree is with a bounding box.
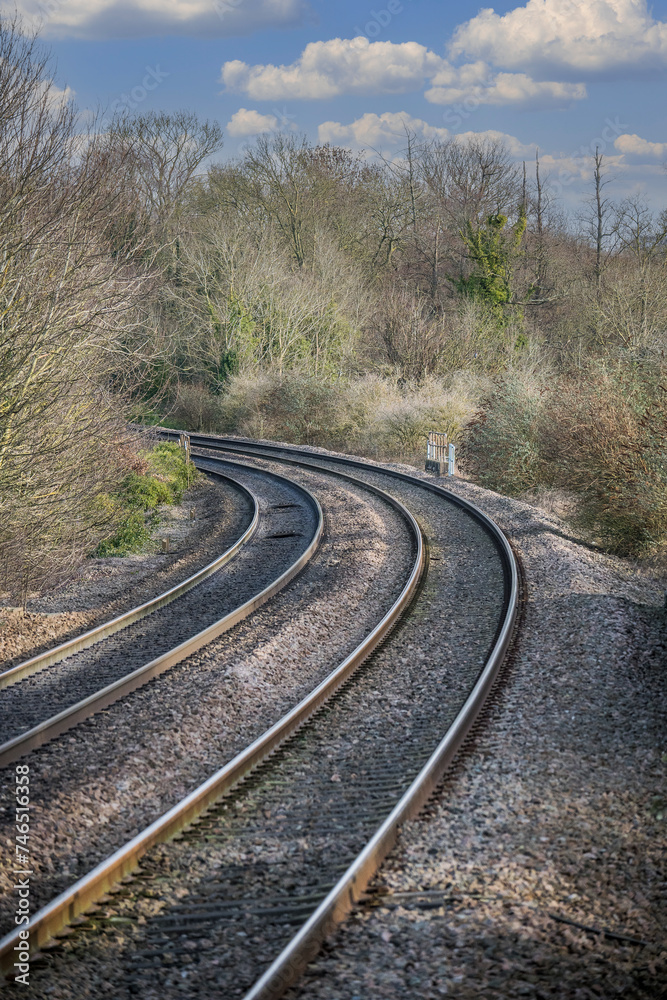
[455,208,527,311]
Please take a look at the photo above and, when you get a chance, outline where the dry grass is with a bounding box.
[170,370,483,465]
[171,356,667,558]
[541,364,667,555]
[460,361,667,556]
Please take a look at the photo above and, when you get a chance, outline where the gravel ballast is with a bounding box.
[0,474,250,670]
[1,442,663,1000]
[0,463,311,746]
[282,469,666,1000]
[0,461,415,937]
[8,451,509,999]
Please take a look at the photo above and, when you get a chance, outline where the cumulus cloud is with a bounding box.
[318,112,450,150]
[13,0,312,40]
[221,37,445,99]
[219,3,667,108]
[455,128,535,158]
[425,61,586,108]
[226,108,279,137]
[221,36,587,109]
[450,0,667,76]
[614,133,667,158]
[317,116,545,176]
[316,115,601,174]
[315,117,660,202]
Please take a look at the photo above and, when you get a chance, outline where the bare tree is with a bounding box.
[108,110,224,231]
[595,198,667,350]
[587,147,618,294]
[421,135,521,228]
[534,149,546,295]
[370,286,445,380]
[418,135,521,299]
[0,18,154,602]
[236,133,312,267]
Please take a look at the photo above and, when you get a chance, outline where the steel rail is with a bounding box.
[160,430,516,570]
[0,461,424,981]
[158,432,519,1000]
[244,534,517,1000]
[0,461,323,771]
[0,466,258,693]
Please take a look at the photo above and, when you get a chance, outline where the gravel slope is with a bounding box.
[0,464,309,746]
[1,444,663,1000]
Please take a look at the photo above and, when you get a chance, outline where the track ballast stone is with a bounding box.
[13,458,507,999]
[2,441,662,1000]
[283,469,666,1000]
[0,461,415,938]
[0,465,309,746]
[0,475,247,670]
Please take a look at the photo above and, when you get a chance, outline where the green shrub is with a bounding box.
[148,442,192,498]
[94,442,193,556]
[95,512,153,557]
[122,471,172,511]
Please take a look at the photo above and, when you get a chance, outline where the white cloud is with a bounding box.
[455,128,535,158]
[542,151,628,182]
[614,133,667,158]
[222,36,586,110]
[226,108,279,137]
[42,81,75,110]
[317,116,536,161]
[12,0,312,39]
[315,117,620,180]
[450,0,667,76]
[221,37,444,99]
[318,112,450,150]
[314,117,667,204]
[425,61,586,108]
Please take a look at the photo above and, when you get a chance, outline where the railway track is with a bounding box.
[0,467,257,693]
[0,438,518,999]
[0,461,322,768]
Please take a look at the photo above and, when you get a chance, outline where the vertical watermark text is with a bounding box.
[13,763,32,986]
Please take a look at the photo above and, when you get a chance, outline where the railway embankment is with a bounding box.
[0,473,242,670]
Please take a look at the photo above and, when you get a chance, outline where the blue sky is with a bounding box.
[12,0,667,211]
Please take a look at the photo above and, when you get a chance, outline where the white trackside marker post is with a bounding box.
[448,443,456,476]
[179,432,192,486]
[179,432,190,457]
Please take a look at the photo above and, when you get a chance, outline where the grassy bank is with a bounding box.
[94,443,195,557]
[459,361,666,557]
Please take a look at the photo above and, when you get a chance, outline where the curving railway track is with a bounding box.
[0,462,322,769]
[0,436,518,999]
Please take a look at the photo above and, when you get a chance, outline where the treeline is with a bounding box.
[1,17,665,604]
[126,115,667,557]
